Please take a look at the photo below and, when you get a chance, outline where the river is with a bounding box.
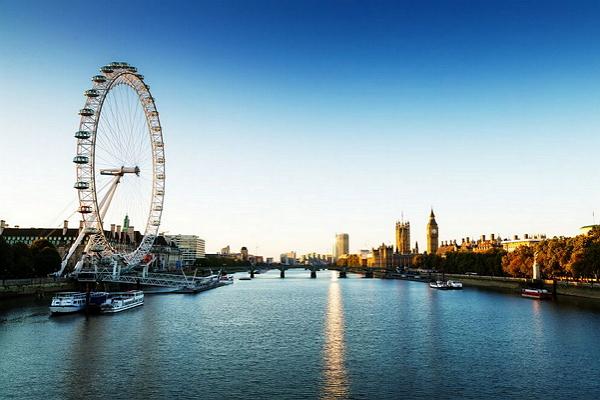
[1,269,600,399]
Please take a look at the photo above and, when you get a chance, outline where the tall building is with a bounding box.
[240,246,249,262]
[196,239,206,259]
[395,220,411,254]
[165,234,205,266]
[334,233,349,260]
[426,209,439,255]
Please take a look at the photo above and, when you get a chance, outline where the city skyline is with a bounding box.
[3,1,600,258]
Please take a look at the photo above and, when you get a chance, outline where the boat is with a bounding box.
[429,280,449,290]
[521,288,552,300]
[100,291,144,313]
[49,292,108,314]
[238,277,252,281]
[50,292,87,314]
[219,274,234,285]
[174,274,221,293]
[446,280,463,289]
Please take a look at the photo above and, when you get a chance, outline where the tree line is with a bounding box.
[0,237,62,279]
[413,249,505,276]
[503,227,600,279]
[413,227,600,280]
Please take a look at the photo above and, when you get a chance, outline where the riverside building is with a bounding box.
[334,233,349,260]
[165,234,206,267]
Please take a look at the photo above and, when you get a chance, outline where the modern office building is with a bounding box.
[334,233,349,260]
[165,234,206,266]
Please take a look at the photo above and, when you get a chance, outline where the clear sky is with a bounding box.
[2,0,600,258]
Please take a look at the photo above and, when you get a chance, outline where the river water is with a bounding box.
[1,269,600,399]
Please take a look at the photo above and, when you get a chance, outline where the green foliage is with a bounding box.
[0,238,61,278]
[12,242,34,278]
[417,249,506,276]
[0,236,15,279]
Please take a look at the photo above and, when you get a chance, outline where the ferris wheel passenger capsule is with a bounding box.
[73,155,89,164]
[135,73,144,80]
[100,65,114,74]
[74,181,89,190]
[75,130,91,139]
[79,108,94,116]
[92,75,107,83]
[84,89,99,97]
[78,206,92,214]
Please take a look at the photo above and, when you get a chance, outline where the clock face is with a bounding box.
[431,228,437,235]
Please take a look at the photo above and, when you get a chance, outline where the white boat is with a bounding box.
[100,291,144,313]
[429,280,449,290]
[219,274,234,285]
[50,292,87,314]
[521,288,552,300]
[447,280,463,289]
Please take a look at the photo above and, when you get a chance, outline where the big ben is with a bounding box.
[427,209,439,255]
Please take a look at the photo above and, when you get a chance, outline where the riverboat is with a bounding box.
[50,292,87,314]
[219,274,234,285]
[238,277,252,281]
[521,288,552,300]
[100,291,144,313]
[447,280,463,289]
[429,281,449,290]
[49,292,108,314]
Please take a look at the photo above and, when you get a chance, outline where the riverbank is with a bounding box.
[444,274,600,300]
[0,278,75,299]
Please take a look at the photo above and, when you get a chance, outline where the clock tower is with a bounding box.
[426,209,439,255]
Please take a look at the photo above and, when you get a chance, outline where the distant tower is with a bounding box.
[426,209,439,255]
[123,214,130,233]
[241,246,249,262]
[334,233,349,260]
[395,218,411,254]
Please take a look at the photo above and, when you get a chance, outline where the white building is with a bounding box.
[165,234,205,266]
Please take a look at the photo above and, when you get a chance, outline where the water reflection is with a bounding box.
[321,275,349,399]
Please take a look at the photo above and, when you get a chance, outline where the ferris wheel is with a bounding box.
[58,62,165,275]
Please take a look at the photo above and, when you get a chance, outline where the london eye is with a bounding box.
[58,62,165,275]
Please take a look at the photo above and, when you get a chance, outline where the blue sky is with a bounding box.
[2,0,600,257]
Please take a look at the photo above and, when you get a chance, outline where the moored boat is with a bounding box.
[219,274,234,285]
[100,291,144,313]
[49,292,87,314]
[521,288,552,300]
[50,292,109,314]
[447,280,463,289]
[429,280,449,290]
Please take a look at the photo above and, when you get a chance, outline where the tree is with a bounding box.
[502,245,534,278]
[0,236,15,279]
[11,242,34,278]
[30,239,61,276]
